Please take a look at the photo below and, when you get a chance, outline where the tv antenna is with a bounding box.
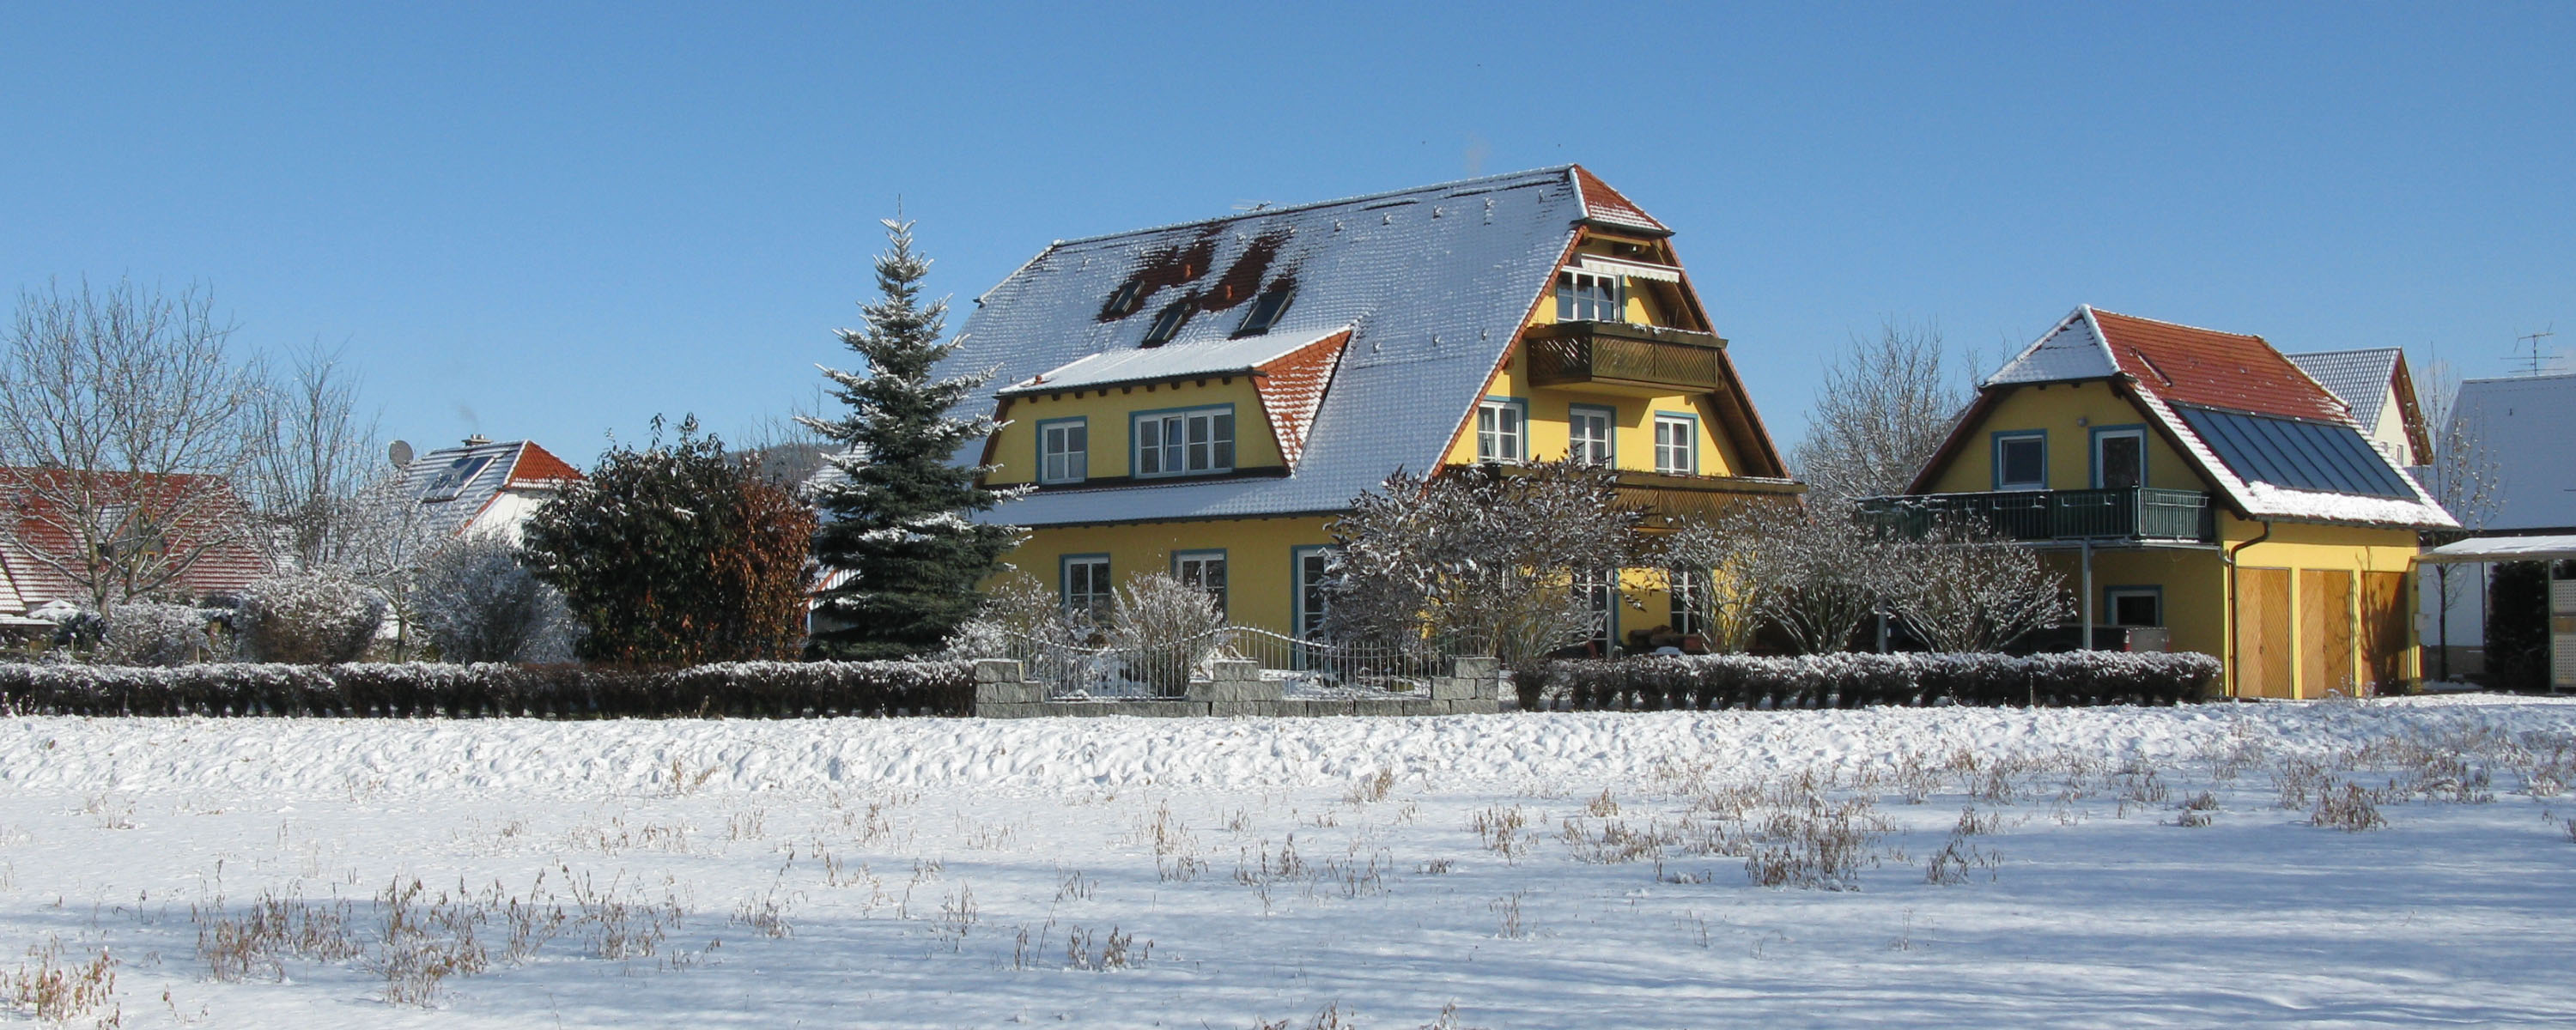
[2515,325,2555,376]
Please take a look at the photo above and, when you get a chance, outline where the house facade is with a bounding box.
[381,436,585,544]
[2286,348,2428,467]
[1874,306,2454,698]
[937,167,1796,644]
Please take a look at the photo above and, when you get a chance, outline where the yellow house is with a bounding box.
[933,167,1798,648]
[1877,306,2458,698]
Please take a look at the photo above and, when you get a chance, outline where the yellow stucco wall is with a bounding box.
[1441,349,1746,476]
[1928,380,2199,494]
[1010,517,1336,636]
[2217,518,2421,699]
[987,377,1284,487]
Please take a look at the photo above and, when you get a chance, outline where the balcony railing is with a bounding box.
[1856,488,2215,544]
[1524,321,1728,392]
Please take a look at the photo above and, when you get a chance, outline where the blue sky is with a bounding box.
[3,3,2568,467]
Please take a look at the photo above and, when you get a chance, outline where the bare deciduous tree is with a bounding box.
[2415,359,2503,680]
[1881,524,2073,652]
[1323,460,1643,666]
[1792,321,1968,509]
[1654,502,1801,653]
[1761,507,1907,655]
[246,341,382,569]
[0,279,266,612]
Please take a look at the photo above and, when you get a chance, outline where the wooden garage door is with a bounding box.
[2301,569,2356,699]
[2236,567,2293,698]
[2360,572,2409,696]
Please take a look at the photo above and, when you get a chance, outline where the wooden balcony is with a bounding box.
[1523,321,1728,395]
[1856,488,2217,545]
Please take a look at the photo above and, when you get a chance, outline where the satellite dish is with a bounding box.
[388,439,414,467]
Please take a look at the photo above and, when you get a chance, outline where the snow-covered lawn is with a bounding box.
[2,697,2573,1028]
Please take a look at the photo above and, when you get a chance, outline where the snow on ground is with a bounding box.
[0,696,2572,1028]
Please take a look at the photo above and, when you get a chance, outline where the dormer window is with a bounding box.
[1141,299,1193,348]
[1555,270,1624,323]
[1233,283,1297,337]
[1102,281,1145,318]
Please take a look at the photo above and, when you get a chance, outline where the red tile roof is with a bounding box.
[0,468,270,610]
[1571,166,1670,235]
[1254,330,1352,468]
[2090,309,2350,422]
[505,441,585,485]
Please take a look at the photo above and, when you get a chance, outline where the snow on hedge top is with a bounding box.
[939,167,1601,524]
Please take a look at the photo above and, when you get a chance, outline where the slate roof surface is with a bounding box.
[1965,306,2451,529]
[2286,348,2403,430]
[2451,373,2576,532]
[385,439,584,539]
[939,167,1610,526]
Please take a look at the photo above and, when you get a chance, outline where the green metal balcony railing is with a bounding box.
[1856,488,2215,543]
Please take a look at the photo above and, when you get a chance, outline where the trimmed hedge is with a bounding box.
[0,659,973,718]
[1519,651,2224,712]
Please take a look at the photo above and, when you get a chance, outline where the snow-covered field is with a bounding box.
[3,697,2573,1028]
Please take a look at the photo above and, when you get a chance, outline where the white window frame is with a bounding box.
[1668,568,1710,639]
[1292,544,1336,642]
[1568,403,1616,466]
[1038,417,1088,485]
[1476,397,1528,464]
[2092,427,2148,489]
[1133,405,1236,478]
[1994,431,2048,492]
[1173,549,1229,618]
[1062,554,1112,618]
[2105,585,2163,627]
[1652,413,1698,476]
[1555,269,1625,323]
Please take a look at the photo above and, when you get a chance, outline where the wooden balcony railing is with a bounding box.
[1523,321,1728,392]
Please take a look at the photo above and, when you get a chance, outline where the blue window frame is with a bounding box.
[1992,430,2048,492]
[2090,425,2148,490]
[1567,403,1617,466]
[1037,417,1088,484]
[1133,404,1236,477]
[1652,411,1698,475]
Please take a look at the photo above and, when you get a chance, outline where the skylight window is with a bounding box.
[1102,282,1144,319]
[1140,299,1193,348]
[1233,283,1296,337]
[421,455,494,502]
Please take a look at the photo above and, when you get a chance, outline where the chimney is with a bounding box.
[463,434,491,447]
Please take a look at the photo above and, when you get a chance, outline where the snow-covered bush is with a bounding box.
[97,602,213,666]
[1521,651,2223,711]
[0,658,973,718]
[1880,526,2074,653]
[412,534,578,663]
[235,570,388,664]
[941,573,1093,659]
[1104,573,1227,694]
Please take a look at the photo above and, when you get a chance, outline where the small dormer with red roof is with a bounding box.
[384,437,586,544]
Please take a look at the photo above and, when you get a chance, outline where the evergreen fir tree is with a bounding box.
[802,219,1021,659]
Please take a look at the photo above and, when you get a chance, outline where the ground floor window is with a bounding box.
[2105,585,2162,627]
[1669,568,1710,638]
[1293,545,1336,641]
[1063,554,1111,620]
[1574,568,1616,655]
[1173,550,1228,618]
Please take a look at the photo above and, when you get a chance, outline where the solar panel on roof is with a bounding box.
[2173,405,2414,498]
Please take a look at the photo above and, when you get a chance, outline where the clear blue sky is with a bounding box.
[3,3,2568,468]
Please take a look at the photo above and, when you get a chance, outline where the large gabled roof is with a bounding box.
[1929,306,2453,530]
[0,468,270,610]
[383,439,584,539]
[938,166,1780,525]
[2286,348,2401,427]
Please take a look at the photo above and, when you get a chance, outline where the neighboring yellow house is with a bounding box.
[934,167,1798,648]
[1874,306,2458,698]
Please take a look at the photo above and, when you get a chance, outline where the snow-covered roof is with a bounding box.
[2453,373,2576,532]
[998,324,1353,396]
[2419,533,2576,564]
[1948,306,2452,530]
[939,166,1698,525]
[2286,348,2402,432]
[382,439,584,539]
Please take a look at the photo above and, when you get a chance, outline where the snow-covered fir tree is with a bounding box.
[802,219,1021,659]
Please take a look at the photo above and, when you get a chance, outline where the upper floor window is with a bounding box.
[1994,431,2046,491]
[1477,398,1527,464]
[2093,427,2145,489]
[1141,299,1193,348]
[1653,413,1697,475]
[1136,406,1234,476]
[1039,418,1087,484]
[1233,283,1297,336]
[1555,270,1624,323]
[1568,404,1614,466]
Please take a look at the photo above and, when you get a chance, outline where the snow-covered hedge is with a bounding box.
[1520,651,2224,711]
[0,659,973,718]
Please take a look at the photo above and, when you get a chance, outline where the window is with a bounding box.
[1141,299,1193,348]
[1669,568,1709,639]
[1063,555,1112,618]
[1233,283,1297,336]
[1174,550,1229,618]
[1573,568,1617,655]
[1993,432,2046,492]
[1554,270,1624,323]
[1039,419,1087,484]
[1476,398,1527,464]
[1653,414,1696,475]
[2093,427,2146,489]
[421,455,494,502]
[1568,404,1615,466]
[1293,545,1336,642]
[2106,586,2162,627]
[1102,281,1145,318]
[1134,406,1235,477]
